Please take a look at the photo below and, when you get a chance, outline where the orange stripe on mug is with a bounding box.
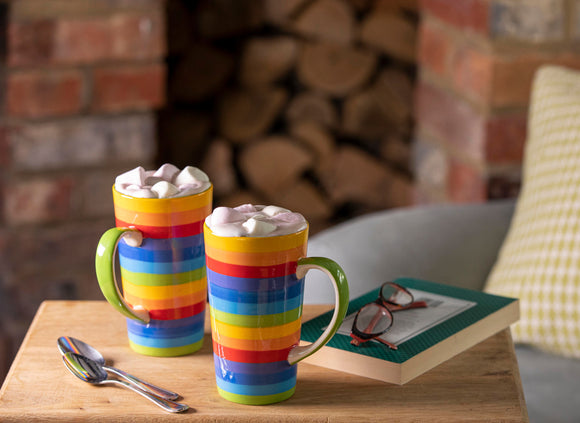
[124,289,206,311]
[205,244,306,266]
[212,331,300,351]
[114,205,209,227]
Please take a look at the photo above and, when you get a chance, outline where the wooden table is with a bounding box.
[0,301,528,422]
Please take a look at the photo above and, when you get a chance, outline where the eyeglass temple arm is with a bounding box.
[350,333,398,350]
[387,300,428,312]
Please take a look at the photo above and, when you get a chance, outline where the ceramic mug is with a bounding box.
[204,223,349,405]
[95,185,212,356]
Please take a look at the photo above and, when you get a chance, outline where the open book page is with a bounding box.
[335,289,477,346]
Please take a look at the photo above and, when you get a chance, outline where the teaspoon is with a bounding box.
[57,336,180,400]
[62,352,189,413]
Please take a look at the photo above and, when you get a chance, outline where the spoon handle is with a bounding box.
[105,379,189,413]
[104,365,180,400]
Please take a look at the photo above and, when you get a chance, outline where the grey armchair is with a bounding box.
[305,200,580,423]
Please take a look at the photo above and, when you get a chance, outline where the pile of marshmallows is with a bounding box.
[115,164,210,199]
[116,164,307,237]
[205,205,307,237]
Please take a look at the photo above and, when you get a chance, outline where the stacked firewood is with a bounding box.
[162,0,418,233]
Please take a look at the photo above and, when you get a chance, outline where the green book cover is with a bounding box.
[300,277,519,384]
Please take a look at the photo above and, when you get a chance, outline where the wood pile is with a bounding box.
[162,0,418,233]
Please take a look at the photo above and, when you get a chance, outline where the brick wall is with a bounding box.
[414,0,580,203]
[0,0,166,381]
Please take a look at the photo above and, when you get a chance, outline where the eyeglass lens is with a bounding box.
[381,283,413,306]
[354,303,393,336]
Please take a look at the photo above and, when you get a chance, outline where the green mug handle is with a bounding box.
[95,227,150,323]
[287,257,349,365]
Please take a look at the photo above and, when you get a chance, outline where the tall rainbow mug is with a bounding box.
[95,185,212,356]
[204,223,349,405]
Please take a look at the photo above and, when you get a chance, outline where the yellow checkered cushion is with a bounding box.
[485,65,580,358]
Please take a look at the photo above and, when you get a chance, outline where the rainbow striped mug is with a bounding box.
[95,185,212,356]
[204,223,349,404]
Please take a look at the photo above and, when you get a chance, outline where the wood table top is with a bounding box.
[0,301,528,422]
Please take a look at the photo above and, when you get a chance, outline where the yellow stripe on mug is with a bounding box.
[204,224,308,253]
[210,315,301,340]
[122,277,206,300]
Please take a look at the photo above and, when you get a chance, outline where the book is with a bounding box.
[299,277,519,385]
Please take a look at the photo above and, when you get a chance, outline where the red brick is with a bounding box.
[111,12,166,59]
[421,0,490,34]
[451,44,493,104]
[414,81,485,163]
[417,19,453,77]
[7,20,56,66]
[485,114,527,164]
[4,176,74,225]
[447,159,486,203]
[92,64,165,113]
[6,70,84,118]
[53,18,113,64]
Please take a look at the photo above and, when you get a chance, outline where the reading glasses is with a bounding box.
[350,282,428,350]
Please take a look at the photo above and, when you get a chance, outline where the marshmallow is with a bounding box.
[114,164,210,199]
[234,204,258,214]
[174,183,202,197]
[151,181,179,199]
[242,217,277,236]
[206,204,307,237]
[115,166,146,187]
[210,207,246,225]
[154,163,180,182]
[125,187,156,198]
[209,223,245,237]
[174,166,210,186]
[262,205,291,216]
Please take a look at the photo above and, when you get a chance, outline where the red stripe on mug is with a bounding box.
[147,300,206,320]
[212,339,292,363]
[115,219,203,238]
[206,256,297,278]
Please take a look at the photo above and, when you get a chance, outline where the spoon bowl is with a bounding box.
[57,336,180,400]
[62,352,189,413]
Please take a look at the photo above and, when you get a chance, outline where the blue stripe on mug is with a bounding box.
[209,292,303,315]
[214,374,297,396]
[119,239,204,262]
[213,356,294,374]
[128,329,204,348]
[208,279,303,304]
[128,313,205,329]
[214,359,296,385]
[119,255,205,274]
[127,314,205,338]
[206,268,302,291]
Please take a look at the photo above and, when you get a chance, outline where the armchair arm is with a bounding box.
[305,199,515,304]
